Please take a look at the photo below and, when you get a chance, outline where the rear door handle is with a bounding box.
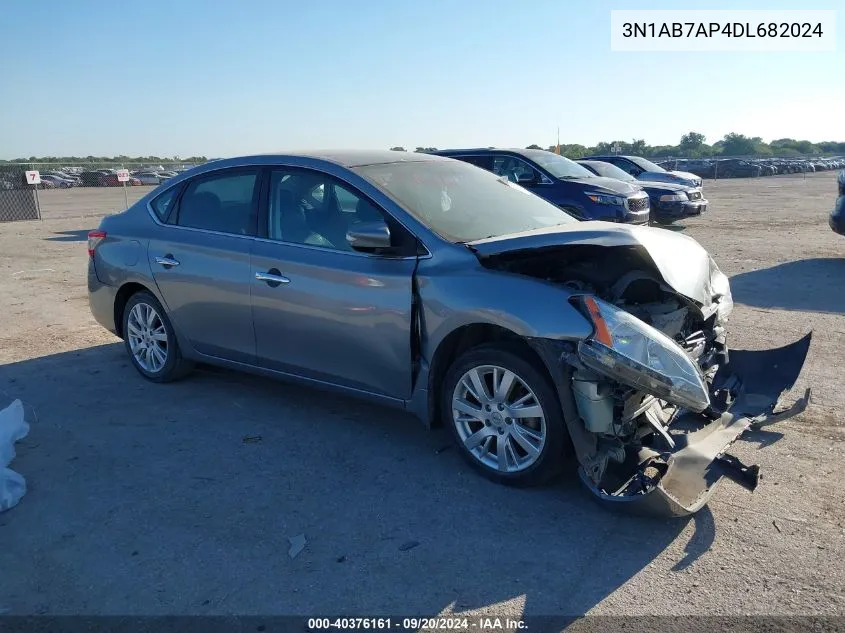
[155,255,180,267]
[255,269,290,287]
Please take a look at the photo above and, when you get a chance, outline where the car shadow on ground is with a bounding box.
[730,258,845,314]
[0,343,714,617]
[44,229,90,242]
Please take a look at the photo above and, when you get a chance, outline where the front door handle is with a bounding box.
[155,255,180,268]
[255,269,290,287]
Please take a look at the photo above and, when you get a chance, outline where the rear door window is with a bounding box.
[176,170,259,235]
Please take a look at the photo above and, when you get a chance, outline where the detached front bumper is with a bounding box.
[579,332,812,517]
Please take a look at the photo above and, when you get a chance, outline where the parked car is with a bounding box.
[715,159,762,178]
[44,170,80,185]
[79,170,113,187]
[577,160,707,225]
[431,149,650,224]
[583,155,703,188]
[135,171,170,186]
[830,169,845,236]
[39,174,76,188]
[87,151,811,516]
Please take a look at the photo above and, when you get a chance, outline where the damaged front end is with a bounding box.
[562,277,811,517]
[474,225,812,516]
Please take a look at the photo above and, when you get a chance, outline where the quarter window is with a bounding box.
[150,186,180,222]
[177,171,258,235]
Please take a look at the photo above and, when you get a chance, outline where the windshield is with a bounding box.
[628,156,667,173]
[354,159,578,243]
[521,150,595,179]
[579,161,635,182]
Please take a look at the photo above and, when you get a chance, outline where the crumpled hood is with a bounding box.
[468,221,716,305]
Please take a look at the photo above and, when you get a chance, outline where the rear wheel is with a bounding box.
[441,343,566,486]
[122,291,193,382]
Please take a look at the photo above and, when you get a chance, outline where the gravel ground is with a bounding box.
[0,172,843,618]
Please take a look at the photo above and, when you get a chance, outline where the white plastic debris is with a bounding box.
[0,399,29,512]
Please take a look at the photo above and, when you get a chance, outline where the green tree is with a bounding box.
[679,132,706,156]
[720,133,758,156]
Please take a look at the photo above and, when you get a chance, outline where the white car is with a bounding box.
[135,172,170,186]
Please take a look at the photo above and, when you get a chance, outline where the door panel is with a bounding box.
[251,241,415,399]
[149,229,256,363]
[146,167,261,363]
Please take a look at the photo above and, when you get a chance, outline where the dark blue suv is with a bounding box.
[432,148,650,224]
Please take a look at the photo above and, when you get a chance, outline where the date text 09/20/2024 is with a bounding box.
[307,618,527,631]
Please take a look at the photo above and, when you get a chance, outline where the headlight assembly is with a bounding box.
[576,296,710,412]
[659,193,688,202]
[585,192,625,206]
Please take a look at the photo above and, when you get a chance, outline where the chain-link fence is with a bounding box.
[0,164,39,222]
[17,161,203,188]
[0,161,207,222]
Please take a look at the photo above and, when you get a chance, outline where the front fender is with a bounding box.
[416,267,593,359]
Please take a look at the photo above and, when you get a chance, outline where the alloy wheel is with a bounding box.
[126,302,169,373]
[451,365,547,473]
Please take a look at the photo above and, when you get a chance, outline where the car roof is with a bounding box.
[209,150,449,168]
[434,148,531,156]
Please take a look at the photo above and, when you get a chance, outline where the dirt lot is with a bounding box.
[0,173,843,617]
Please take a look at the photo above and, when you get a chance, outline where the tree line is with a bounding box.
[391,134,845,160]
[0,155,209,164]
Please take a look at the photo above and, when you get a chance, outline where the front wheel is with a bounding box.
[441,343,567,486]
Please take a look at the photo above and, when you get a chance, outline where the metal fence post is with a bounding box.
[34,182,42,221]
[122,163,129,210]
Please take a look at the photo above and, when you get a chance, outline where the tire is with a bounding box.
[122,291,193,382]
[655,217,675,226]
[441,342,566,487]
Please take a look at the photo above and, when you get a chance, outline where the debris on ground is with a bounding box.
[288,534,306,559]
[773,519,783,533]
[0,399,30,513]
[399,540,420,551]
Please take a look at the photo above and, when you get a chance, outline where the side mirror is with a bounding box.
[516,172,536,185]
[346,221,392,252]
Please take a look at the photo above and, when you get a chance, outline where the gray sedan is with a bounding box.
[87,151,811,516]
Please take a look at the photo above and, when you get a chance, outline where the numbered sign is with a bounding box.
[116,169,130,183]
[25,170,41,185]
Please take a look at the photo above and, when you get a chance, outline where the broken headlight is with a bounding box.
[576,296,710,412]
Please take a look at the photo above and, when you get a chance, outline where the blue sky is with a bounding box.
[0,0,842,158]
